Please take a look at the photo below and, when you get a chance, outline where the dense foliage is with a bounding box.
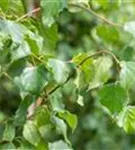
[1,0,135,149]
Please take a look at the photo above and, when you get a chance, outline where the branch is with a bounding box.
[78,50,120,67]
[2,72,13,81]
[16,7,41,22]
[48,50,121,96]
[16,4,122,28]
[69,4,122,28]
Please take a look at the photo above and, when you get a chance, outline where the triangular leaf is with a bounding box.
[120,61,135,90]
[3,123,15,141]
[58,111,78,132]
[48,59,69,84]
[23,121,41,146]
[51,116,70,144]
[98,84,128,113]
[11,41,31,62]
[41,0,67,27]
[117,106,135,133]
[88,56,113,90]
[14,65,48,95]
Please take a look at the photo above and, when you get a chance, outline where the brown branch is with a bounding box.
[78,50,120,67]
[17,4,122,28]
[16,7,41,22]
[69,4,122,28]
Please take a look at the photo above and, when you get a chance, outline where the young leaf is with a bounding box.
[35,107,50,127]
[58,111,78,132]
[73,54,94,89]
[23,121,41,146]
[98,84,128,113]
[48,59,69,84]
[40,0,67,27]
[120,61,135,90]
[3,123,15,141]
[117,106,135,133]
[88,56,113,90]
[36,140,48,150]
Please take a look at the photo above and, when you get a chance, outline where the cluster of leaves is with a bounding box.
[1,0,135,149]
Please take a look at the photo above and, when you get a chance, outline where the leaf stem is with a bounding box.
[69,4,122,28]
[16,7,41,22]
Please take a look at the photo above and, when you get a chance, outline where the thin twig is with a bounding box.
[16,4,122,28]
[69,4,122,28]
[16,7,41,22]
[48,50,121,96]
[78,50,120,67]
[3,72,13,81]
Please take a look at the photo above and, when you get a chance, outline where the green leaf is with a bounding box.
[11,41,31,62]
[98,84,127,113]
[36,140,48,150]
[14,95,34,126]
[51,116,70,144]
[73,53,94,89]
[19,141,36,150]
[88,56,113,90]
[14,65,48,95]
[0,0,9,12]
[72,53,89,66]
[0,143,16,150]
[50,92,65,112]
[119,46,134,61]
[120,61,135,90]
[58,111,78,132]
[0,20,28,43]
[41,0,67,27]
[3,123,15,141]
[23,121,41,146]
[124,21,135,37]
[43,24,58,52]
[117,106,135,133]
[35,107,50,127]
[77,95,84,107]
[96,25,119,44]
[48,59,69,84]
[74,57,94,89]
[49,140,72,150]
[25,34,43,55]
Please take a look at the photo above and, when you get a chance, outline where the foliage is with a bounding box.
[1,0,135,149]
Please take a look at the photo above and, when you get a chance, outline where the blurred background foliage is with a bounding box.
[1,0,135,149]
